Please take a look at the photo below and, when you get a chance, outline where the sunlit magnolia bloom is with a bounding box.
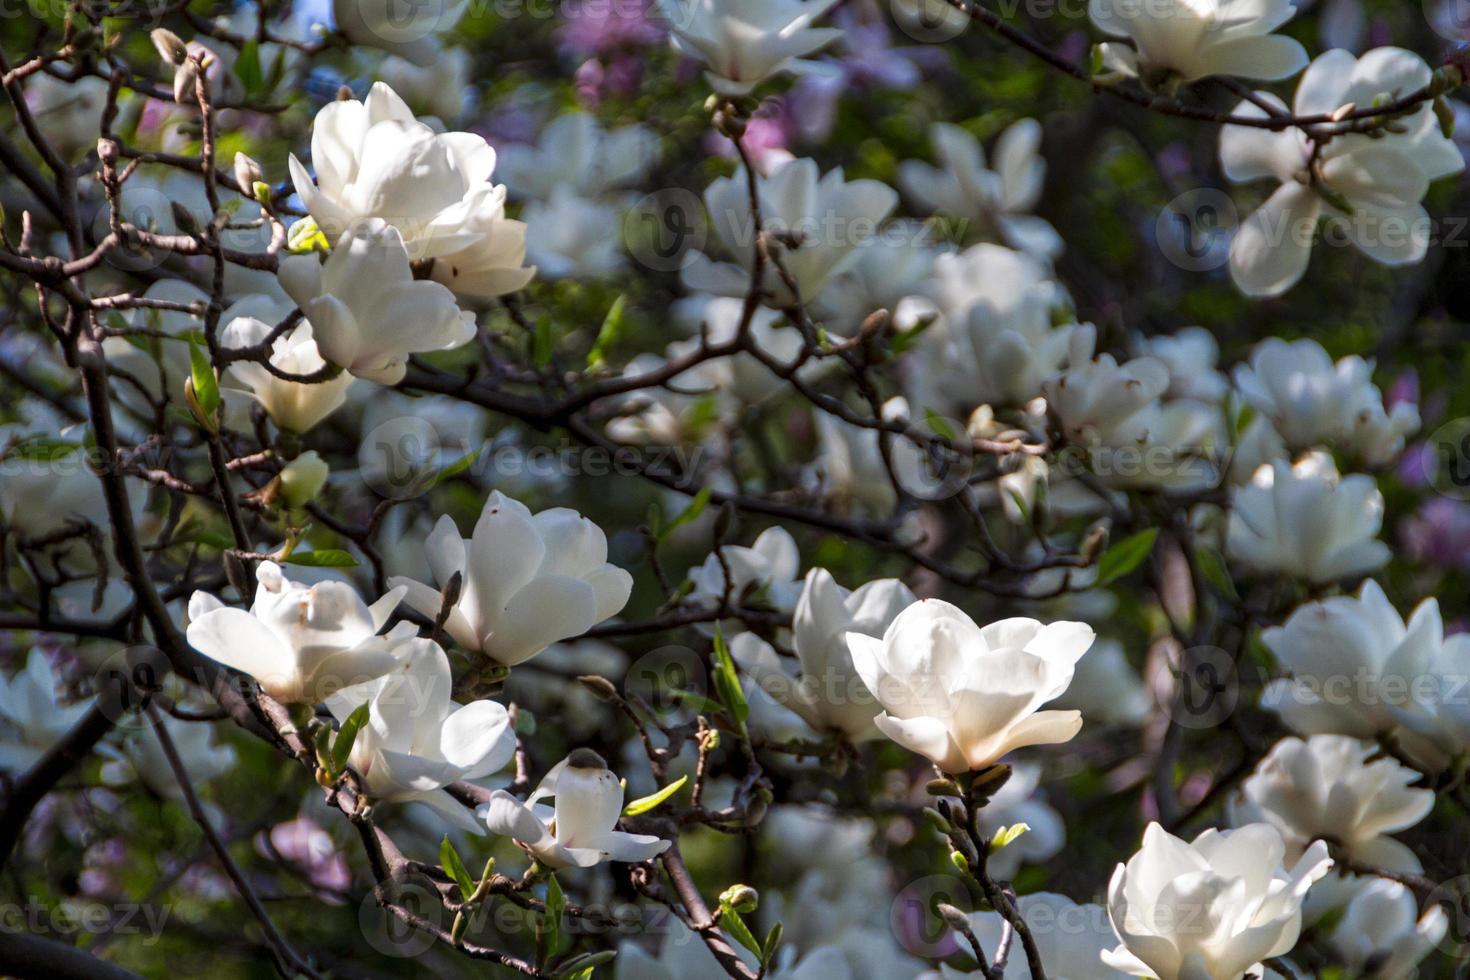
[847,599,1094,773]
[498,111,660,200]
[186,561,412,704]
[1103,822,1333,980]
[899,120,1062,258]
[480,749,670,868]
[279,219,476,384]
[389,491,633,667]
[288,82,532,298]
[1259,579,1438,740]
[221,314,355,433]
[688,526,804,613]
[658,0,843,96]
[1230,735,1433,871]
[0,652,91,772]
[733,569,916,739]
[1232,338,1418,466]
[1221,48,1463,297]
[327,638,514,832]
[1089,0,1308,87]
[1329,878,1448,978]
[1226,452,1389,583]
[683,157,898,305]
[522,187,628,279]
[945,893,1128,980]
[332,0,467,64]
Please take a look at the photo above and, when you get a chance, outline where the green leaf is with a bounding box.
[430,449,480,487]
[331,703,370,777]
[1195,544,1239,601]
[187,339,220,422]
[585,294,627,369]
[991,822,1030,850]
[439,835,476,904]
[719,905,762,957]
[283,549,359,568]
[658,486,711,544]
[540,873,567,961]
[888,313,935,355]
[761,922,783,970]
[5,438,81,462]
[669,688,724,715]
[234,39,264,97]
[623,774,688,817]
[711,627,749,728]
[1095,528,1159,585]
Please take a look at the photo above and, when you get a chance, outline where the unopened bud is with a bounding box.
[172,58,200,105]
[233,152,263,198]
[720,884,758,914]
[926,777,962,797]
[922,806,952,834]
[150,28,188,65]
[935,902,971,932]
[1081,524,1108,563]
[96,138,118,165]
[336,84,355,102]
[278,451,329,510]
[576,675,621,703]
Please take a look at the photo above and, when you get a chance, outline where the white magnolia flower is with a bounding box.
[1050,637,1152,727]
[688,526,804,613]
[1221,48,1464,297]
[847,599,1094,773]
[221,312,355,433]
[389,491,633,667]
[327,638,514,831]
[1329,878,1448,978]
[1259,580,1439,741]
[376,46,471,122]
[498,112,660,201]
[279,218,476,384]
[1134,326,1229,404]
[1232,338,1418,466]
[948,893,1127,979]
[289,82,532,298]
[124,716,236,804]
[1230,735,1433,871]
[332,0,466,64]
[1089,0,1309,86]
[1103,822,1333,980]
[733,569,916,740]
[480,749,670,868]
[684,157,898,305]
[25,74,109,161]
[659,0,843,96]
[813,222,938,335]
[920,240,1068,330]
[0,652,91,772]
[522,187,628,280]
[974,761,1066,880]
[899,120,1062,258]
[1226,452,1389,583]
[186,561,412,704]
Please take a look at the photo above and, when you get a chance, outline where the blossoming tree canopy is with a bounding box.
[2,0,1469,977]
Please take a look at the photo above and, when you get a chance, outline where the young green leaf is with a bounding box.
[187,339,220,424]
[439,835,477,903]
[540,873,567,961]
[711,627,749,728]
[330,702,371,776]
[658,486,712,544]
[622,774,688,816]
[761,921,783,970]
[991,822,1031,850]
[234,39,264,97]
[1095,528,1159,585]
[586,294,627,369]
[719,904,762,957]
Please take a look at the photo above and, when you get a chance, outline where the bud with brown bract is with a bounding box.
[150,28,188,65]
[233,152,263,199]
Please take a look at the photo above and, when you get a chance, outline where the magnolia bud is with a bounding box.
[233,152,264,198]
[96,138,118,166]
[719,884,758,914]
[935,902,971,932]
[150,28,188,65]
[576,675,621,703]
[277,451,329,510]
[172,58,200,105]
